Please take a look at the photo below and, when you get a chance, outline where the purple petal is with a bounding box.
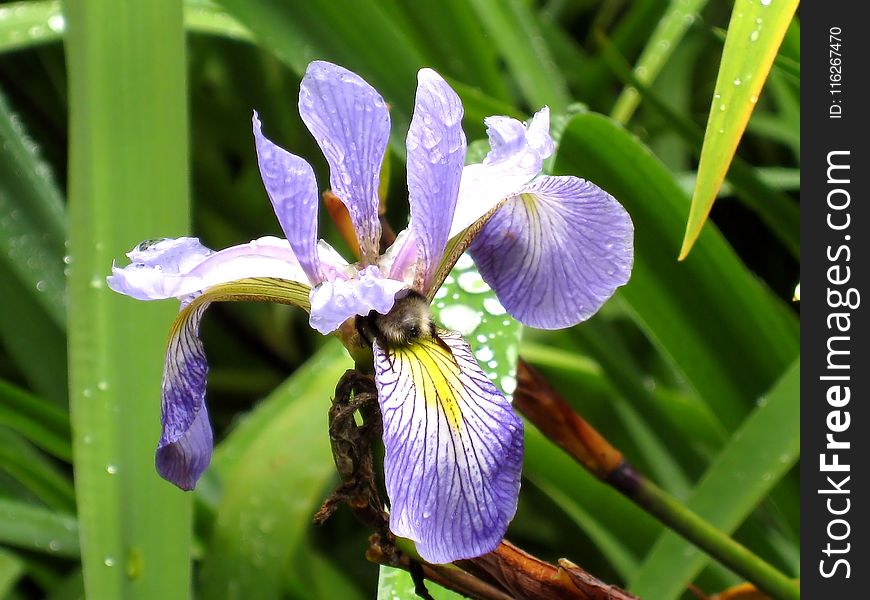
[450,107,553,238]
[374,331,523,563]
[299,61,389,263]
[405,68,466,290]
[308,265,407,334]
[253,112,322,284]
[157,301,214,490]
[107,236,308,301]
[470,175,634,329]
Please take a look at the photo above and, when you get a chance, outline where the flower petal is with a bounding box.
[374,331,523,563]
[253,112,322,284]
[108,236,309,301]
[309,265,407,334]
[154,277,314,490]
[449,107,554,239]
[405,68,466,290]
[157,301,212,490]
[470,175,634,329]
[299,61,389,263]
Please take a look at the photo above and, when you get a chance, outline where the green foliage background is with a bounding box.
[0,1,799,599]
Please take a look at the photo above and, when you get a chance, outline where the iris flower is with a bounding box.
[108,61,633,563]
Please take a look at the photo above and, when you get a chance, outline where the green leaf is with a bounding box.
[200,341,351,599]
[466,0,570,111]
[611,0,709,123]
[376,565,465,600]
[0,379,71,461]
[66,1,193,598]
[554,113,798,431]
[0,89,68,404]
[0,498,78,558]
[630,360,800,598]
[0,547,24,597]
[680,0,799,258]
[0,428,75,512]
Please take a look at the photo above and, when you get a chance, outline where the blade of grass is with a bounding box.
[0,429,75,511]
[0,547,24,597]
[611,0,708,123]
[66,1,193,598]
[0,497,78,558]
[0,380,71,461]
[679,0,799,259]
[630,360,800,599]
[467,0,570,111]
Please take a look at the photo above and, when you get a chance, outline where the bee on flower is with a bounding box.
[108,61,633,564]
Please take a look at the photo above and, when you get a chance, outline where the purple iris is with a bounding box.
[108,61,633,564]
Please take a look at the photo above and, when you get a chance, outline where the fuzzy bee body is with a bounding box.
[357,291,438,349]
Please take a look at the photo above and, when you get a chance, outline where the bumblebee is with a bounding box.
[357,291,437,349]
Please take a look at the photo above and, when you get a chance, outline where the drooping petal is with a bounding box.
[154,277,314,490]
[157,301,212,490]
[253,112,323,284]
[449,107,554,238]
[405,68,466,290]
[470,175,634,329]
[298,61,389,263]
[308,265,407,334]
[108,236,308,301]
[374,331,523,564]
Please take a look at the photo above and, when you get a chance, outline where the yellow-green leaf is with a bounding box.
[679,0,798,259]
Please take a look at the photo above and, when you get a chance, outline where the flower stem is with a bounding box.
[609,463,799,600]
[514,360,798,599]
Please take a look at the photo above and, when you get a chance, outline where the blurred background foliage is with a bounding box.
[0,0,798,599]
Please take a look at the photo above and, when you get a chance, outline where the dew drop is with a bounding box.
[434,286,448,299]
[90,276,104,289]
[750,30,760,42]
[487,360,498,369]
[97,381,109,391]
[35,280,46,292]
[501,376,517,394]
[475,347,494,362]
[49,539,61,552]
[482,297,507,316]
[104,556,116,567]
[476,334,488,343]
[457,271,489,294]
[106,464,118,475]
[438,305,481,335]
[48,14,65,32]
[454,253,474,270]
[733,78,741,86]
[760,0,771,6]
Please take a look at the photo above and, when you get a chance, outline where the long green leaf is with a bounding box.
[200,341,350,599]
[0,547,24,597]
[0,498,78,558]
[0,379,71,461]
[555,113,798,430]
[630,360,800,598]
[611,0,708,123]
[66,1,192,598]
[377,565,465,600]
[680,0,799,258]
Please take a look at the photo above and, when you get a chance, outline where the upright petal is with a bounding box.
[108,236,308,301]
[308,265,406,334]
[374,331,523,564]
[470,176,633,329]
[405,68,466,290]
[253,112,323,284]
[154,277,314,490]
[299,61,389,263]
[449,107,553,238]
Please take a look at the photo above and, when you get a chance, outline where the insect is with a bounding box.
[357,290,438,349]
